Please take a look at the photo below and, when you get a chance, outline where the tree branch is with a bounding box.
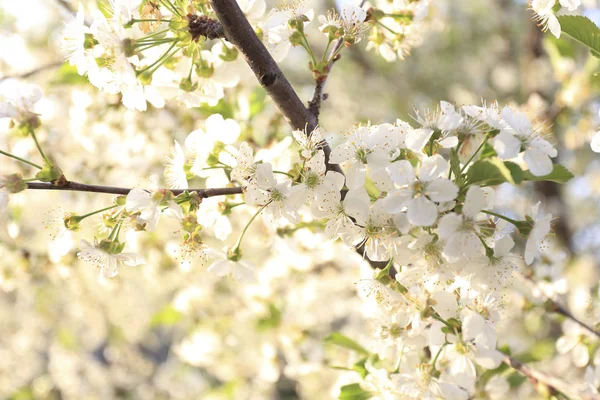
[208,0,343,176]
[517,272,600,338]
[26,181,242,198]
[503,354,594,399]
[0,61,64,83]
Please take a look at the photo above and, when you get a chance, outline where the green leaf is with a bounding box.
[466,159,522,187]
[256,303,281,330]
[51,62,89,86]
[557,15,600,58]
[503,161,524,184]
[324,332,369,355]
[339,384,373,400]
[353,357,369,379]
[522,164,574,183]
[150,305,183,327]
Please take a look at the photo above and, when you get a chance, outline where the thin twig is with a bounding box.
[0,61,64,83]
[517,272,600,338]
[503,354,595,399]
[26,181,242,198]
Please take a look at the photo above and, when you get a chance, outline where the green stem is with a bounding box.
[232,201,272,251]
[273,170,294,178]
[137,41,179,75]
[321,39,333,63]
[459,136,488,174]
[430,312,453,329]
[299,32,318,67]
[29,128,52,166]
[482,209,520,226]
[131,18,172,23]
[377,21,399,35]
[431,343,448,370]
[158,0,181,17]
[79,205,118,220]
[392,345,405,374]
[0,149,42,169]
[108,220,123,241]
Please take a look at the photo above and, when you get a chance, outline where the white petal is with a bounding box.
[207,259,233,276]
[407,196,438,226]
[524,149,553,176]
[463,185,485,218]
[426,178,458,202]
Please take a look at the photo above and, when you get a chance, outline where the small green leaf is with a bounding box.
[522,164,574,183]
[256,303,281,330]
[353,357,369,379]
[503,161,524,184]
[339,383,373,400]
[557,15,600,58]
[150,305,183,327]
[51,63,89,86]
[466,160,508,186]
[35,164,64,183]
[325,332,369,355]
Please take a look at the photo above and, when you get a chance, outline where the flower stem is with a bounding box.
[482,209,520,226]
[431,343,448,370]
[79,204,118,220]
[29,127,52,166]
[273,170,294,178]
[0,149,42,169]
[232,201,272,251]
[459,136,488,174]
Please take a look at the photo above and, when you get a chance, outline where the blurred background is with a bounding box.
[1,0,600,398]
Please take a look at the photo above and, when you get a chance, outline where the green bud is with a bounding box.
[138,70,153,85]
[289,31,304,47]
[370,9,385,21]
[227,246,242,262]
[35,164,64,184]
[195,62,214,78]
[114,196,127,206]
[179,77,198,92]
[83,33,98,50]
[98,239,125,254]
[182,213,199,232]
[64,214,83,231]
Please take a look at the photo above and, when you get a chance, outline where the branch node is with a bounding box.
[187,14,226,41]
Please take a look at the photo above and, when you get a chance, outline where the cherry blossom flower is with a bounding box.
[494,106,557,176]
[77,239,145,279]
[126,188,183,231]
[206,249,256,283]
[384,155,458,226]
[0,80,42,125]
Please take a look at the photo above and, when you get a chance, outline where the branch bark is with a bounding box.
[503,354,595,400]
[517,272,600,338]
[208,0,343,176]
[26,181,242,198]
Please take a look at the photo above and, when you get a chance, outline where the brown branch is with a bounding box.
[0,61,64,83]
[208,0,343,176]
[503,354,595,399]
[517,272,600,338]
[26,181,242,198]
